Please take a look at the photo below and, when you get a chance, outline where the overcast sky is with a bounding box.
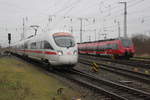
[0,0,150,46]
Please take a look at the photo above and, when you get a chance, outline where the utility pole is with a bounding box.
[48,16,52,31]
[48,16,52,23]
[117,21,121,38]
[88,35,91,42]
[64,16,69,31]
[94,29,96,41]
[22,18,25,40]
[103,26,108,39]
[70,18,73,33]
[119,1,127,38]
[101,34,107,39]
[64,17,73,33]
[79,18,83,43]
[48,15,55,30]
[78,18,89,43]
[8,33,11,53]
[98,29,101,40]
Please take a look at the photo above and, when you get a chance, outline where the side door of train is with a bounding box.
[43,40,57,62]
[35,41,44,59]
[28,41,38,59]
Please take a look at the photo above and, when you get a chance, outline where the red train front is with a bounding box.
[78,38,135,59]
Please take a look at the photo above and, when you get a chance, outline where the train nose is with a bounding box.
[124,49,133,57]
[58,55,78,64]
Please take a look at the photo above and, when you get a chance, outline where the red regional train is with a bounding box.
[78,38,135,59]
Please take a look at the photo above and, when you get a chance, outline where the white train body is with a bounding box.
[11,31,78,68]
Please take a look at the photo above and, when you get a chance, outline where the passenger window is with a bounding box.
[44,41,53,49]
[36,42,41,49]
[31,42,36,49]
[24,43,28,49]
[21,45,24,49]
[114,44,118,49]
[40,41,43,49]
[111,44,118,50]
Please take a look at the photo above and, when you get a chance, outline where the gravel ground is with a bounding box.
[6,55,150,100]
[13,56,109,100]
[100,60,150,74]
[75,63,150,93]
[0,56,81,100]
[47,72,109,100]
[80,55,150,73]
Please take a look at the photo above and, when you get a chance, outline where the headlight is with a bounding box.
[73,50,78,55]
[57,50,63,56]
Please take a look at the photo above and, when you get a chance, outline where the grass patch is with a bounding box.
[0,57,80,100]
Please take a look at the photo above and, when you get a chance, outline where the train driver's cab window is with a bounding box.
[44,41,53,49]
[121,39,133,48]
[53,34,75,48]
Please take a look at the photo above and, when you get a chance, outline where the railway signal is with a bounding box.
[8,33,11,54]
[8,33,11,44]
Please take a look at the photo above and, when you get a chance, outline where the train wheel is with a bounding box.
[42,59,53,71]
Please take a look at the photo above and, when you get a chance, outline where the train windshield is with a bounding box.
[53,35,75,48]
[121,39,133,47]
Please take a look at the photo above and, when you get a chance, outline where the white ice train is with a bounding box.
[11,30,78,69]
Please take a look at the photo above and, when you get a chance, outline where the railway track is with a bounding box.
[54,69,150,100]
[12,54,150,100]
[79,57,150,84]
[134,56,150,60]
[80,55,150,69]
[132,57,150,64]
[12,54,118,100]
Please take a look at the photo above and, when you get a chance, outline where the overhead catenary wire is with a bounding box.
[100,0,149,23]
[53,0,82,15]
[101,0,145,17]
[1,0,150,44]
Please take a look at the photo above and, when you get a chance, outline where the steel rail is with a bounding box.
[11,54,150,100]
[79,58,150,84]
[61,69,150,100]
[53,70,128,100]
[134,57,150,60]
[80,55,150,69]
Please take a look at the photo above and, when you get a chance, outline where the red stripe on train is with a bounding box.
[79,50,123,55]
[44,51,57,55]
[25,50,43,53]
[18,50,57,55]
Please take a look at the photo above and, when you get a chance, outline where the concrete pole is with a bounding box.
[118,21,121,38]
[79,18,83,43]
[119,2,127,38]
